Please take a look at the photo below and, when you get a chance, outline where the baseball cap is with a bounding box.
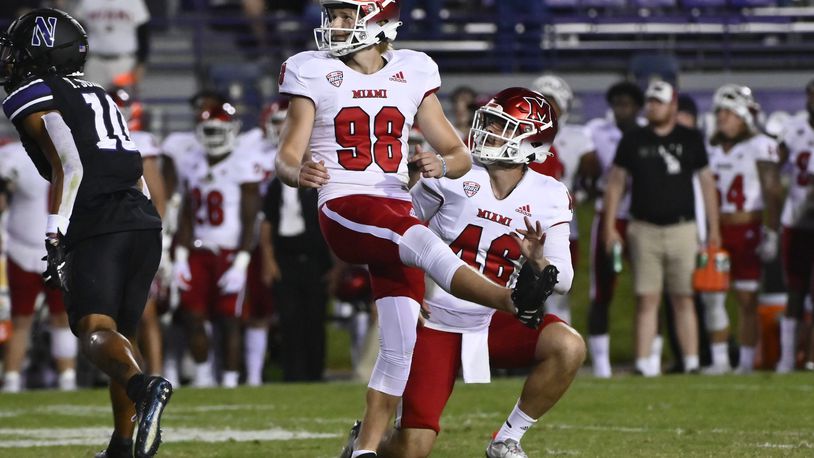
[645,81,675,104]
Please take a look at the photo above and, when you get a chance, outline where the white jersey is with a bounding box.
[0,142,49,272]
[585,117,631,217]
[178,149,264,250]
[554,122,595,192]
[131,130,160,158]
[74,0,150,56]
[780,116,814,228]
[279,49,441,207]
[235,127,276,195]
[708,134,779,214]
[162,131,200,193]
[411,164,574,332]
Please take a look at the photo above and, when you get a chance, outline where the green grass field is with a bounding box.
[1,374,813,457]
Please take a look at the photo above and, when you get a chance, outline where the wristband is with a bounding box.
[436,154,447,177]
[46,214,70,236]
[174,246,189,264]
[233,251,251,271]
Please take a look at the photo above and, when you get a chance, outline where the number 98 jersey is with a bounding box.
[2,75,161,244]
[279,49,441,207]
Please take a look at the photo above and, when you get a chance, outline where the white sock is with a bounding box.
[711,343,730,368]
[589,334,612,378]
[779,317,797,367]
[684,355,699,372]
[194,362,214,387]
[649,335,663,375]
[494,401,537,444]
[739,346,755,373]
[635,357,656,376]
[3,371,21,393]
[244,327,268,386]
[351,450,376,457]
[222,370,239,388]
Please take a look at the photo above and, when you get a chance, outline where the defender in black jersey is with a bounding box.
[0,9,171,458]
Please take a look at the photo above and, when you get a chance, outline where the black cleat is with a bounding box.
[339,420,362,458]
[512,263,558,328]
[95,435,133,458]
[134,376,173,457]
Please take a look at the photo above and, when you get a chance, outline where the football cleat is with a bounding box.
[339,420,362,458]
[134,376,173,457]
[486,438,528,458]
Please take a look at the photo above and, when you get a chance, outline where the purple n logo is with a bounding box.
[31,16,57,48]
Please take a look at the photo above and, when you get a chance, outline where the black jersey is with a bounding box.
[2,74,161,245]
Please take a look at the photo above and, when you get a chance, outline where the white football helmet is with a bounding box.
[469,87,559,165]
[713,84,760,132]
[314,0,402,57]
[532,74,573,120]
[196,103,241,158]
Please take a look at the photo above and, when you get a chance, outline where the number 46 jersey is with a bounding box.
[279,49,440,207]
[2,75,161,244]
[411,163,574,332]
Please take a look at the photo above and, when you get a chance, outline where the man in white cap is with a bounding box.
[603,81,721,376]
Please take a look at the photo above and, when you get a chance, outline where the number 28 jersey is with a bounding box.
[2,75,161,244]
[411,163,574,332]
[279,50,441,207]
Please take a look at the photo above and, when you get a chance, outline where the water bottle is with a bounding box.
[612,241,623,274]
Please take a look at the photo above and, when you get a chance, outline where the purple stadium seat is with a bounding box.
[631,0,677,7]
[681,0,726,8]
[580,0,628,8]
[543,0,580,8]
[729,0,777,6]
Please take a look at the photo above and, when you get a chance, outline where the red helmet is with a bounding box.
[314,0,402,56]
[260,98,289,143]
[108,86,146,132]
[334,266,372,303]
[469,87,558,165]
[196,103,240,158]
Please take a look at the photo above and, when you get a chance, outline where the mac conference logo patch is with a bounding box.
[463,181,480,197]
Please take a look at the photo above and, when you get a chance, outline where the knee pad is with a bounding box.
[398,225,465,292]
[702,292,729,332]
[368,296,420,396]
[51,327,78,359]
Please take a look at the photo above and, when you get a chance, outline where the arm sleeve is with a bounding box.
[543,223,573,294]
[136,23,150,63]
[410,177,444,222]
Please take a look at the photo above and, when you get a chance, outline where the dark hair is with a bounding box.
[677,94,698,118]
[606,81,644,107]
[188,89,228,109]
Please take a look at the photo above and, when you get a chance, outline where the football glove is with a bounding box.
[42,234,69,292]
[512,263,559,329]
[217,251,251,294]
[172,246,192,291]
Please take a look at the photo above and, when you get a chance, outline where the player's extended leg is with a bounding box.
[101,333,144,458]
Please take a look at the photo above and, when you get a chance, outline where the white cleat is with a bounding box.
[2,372,21,393]
[58,369,77,391]
[775,360,794,374]
[805,361,814,371]
[486,439,528,458]
[733,365,753,375]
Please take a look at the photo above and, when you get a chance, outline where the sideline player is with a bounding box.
[378,88,584,458]
[704,84,782,374]
[173,103,262,388]
[776,80,814,373]
[533,74,595,323]
[0,139,77,393]
[275,2,553,456]
[0,9,171,457]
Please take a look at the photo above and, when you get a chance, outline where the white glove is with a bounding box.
[756,227,778,262]
[173,246,192,291]
[218,251,251,294]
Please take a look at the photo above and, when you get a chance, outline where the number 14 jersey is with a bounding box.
[279,49,441,207]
